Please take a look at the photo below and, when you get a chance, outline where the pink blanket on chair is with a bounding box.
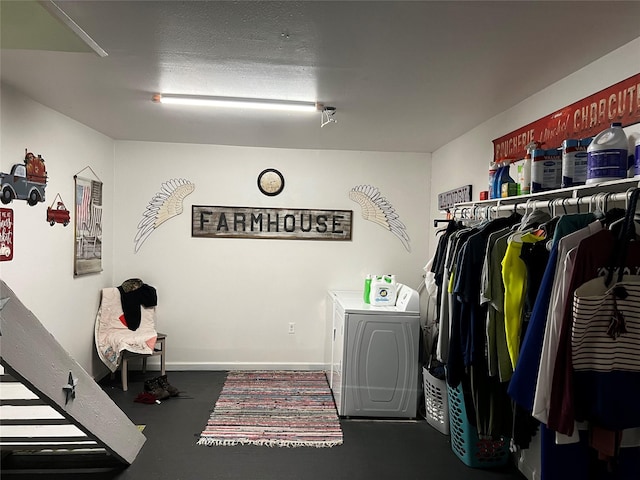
[95,287,157,372]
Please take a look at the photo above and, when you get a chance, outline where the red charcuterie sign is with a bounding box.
[493,73,640,161]
[0,208,14,261]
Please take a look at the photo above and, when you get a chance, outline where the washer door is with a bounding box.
[343,313,418,418]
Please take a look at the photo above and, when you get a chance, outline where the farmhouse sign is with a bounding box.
[192,205,352,241]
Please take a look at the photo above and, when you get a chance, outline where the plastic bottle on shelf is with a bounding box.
[517,143,535,195]
[586,122,628,184]
[635,136,640,179]
[488,162,499,199]
[579,137,593,179]
[492,159,507,200]
[494,159,515,198]
[629,132,640,179]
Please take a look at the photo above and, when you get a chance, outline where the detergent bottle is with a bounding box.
[587,123,628,184]
[369,275,398,306]
[516,145,534,196]
[493,158,515,199]
[629,132,640,179]
[488,162,499,199]
[363,274,372,304]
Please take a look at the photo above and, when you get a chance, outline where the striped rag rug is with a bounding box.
[197,370,343,448]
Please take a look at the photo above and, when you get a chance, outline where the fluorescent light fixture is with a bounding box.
[153,94,321,113]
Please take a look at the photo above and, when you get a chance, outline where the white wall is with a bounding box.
[12,36,634,375]
[0,83,115,374]
[428,36,640,255]
[0,83,431,376]
[112,141,431,370]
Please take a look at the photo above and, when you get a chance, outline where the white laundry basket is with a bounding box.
[422,366,449,435]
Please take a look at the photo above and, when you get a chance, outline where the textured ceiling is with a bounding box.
[1,1,639,153]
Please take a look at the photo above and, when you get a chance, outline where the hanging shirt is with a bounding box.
[448,215,521,387]
[548,229,640,436]
[502,232,545,369]
[482,230,512,381]
[531,220,601,425]
[422,254,439,358]
[437,228,473,363]
[519,240,549,325]
[431,221,459,313]
[507,213,595,412]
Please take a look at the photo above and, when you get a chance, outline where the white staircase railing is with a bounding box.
[0,280,145,465]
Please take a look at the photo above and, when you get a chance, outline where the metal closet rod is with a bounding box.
[451,185,640,218]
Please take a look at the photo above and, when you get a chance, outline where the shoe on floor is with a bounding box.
[144,377,170,400]
[157,374,180,397]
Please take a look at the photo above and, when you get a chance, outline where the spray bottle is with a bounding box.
[494,158,516,198]
[517,142,538,195]
[492,159,505,199]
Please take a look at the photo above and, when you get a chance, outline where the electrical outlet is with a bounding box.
[288,322,295,334]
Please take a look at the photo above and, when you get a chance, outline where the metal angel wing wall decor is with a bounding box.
[134,178,195,253]
[349,184,411,252]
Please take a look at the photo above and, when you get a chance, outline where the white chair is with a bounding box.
[120,333,166,391]
[94,287,167,391]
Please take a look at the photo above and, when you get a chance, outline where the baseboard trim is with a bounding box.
[160,362,329,371]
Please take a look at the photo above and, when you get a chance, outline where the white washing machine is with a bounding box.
[327,285,420,418]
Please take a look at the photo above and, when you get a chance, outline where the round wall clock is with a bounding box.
[257,168,285,196]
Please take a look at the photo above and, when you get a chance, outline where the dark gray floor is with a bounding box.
[3,371,526,479]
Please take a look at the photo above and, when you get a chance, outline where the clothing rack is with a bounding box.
[449,179,640,220]
[433,218,455,227]
[430,179,640,477]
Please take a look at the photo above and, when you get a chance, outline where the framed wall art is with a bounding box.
[0,208,14,261]
[74,171,103,276]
